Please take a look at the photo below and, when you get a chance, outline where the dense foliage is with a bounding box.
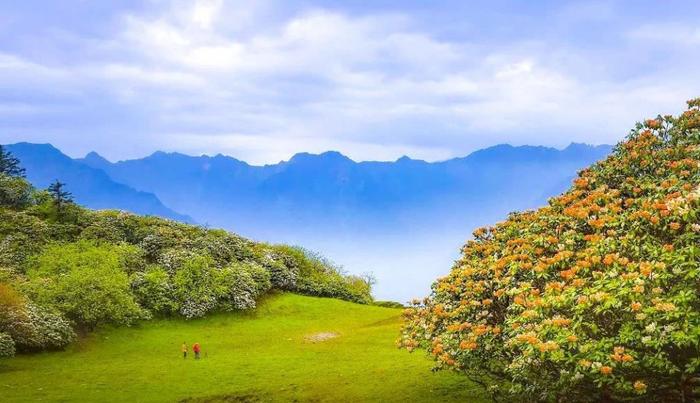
[0,161,373,357]
[400,100,700,401]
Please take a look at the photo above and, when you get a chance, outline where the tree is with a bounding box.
[47,180,73,214]
[0,146,25,178]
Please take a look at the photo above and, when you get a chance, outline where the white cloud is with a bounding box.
[628,23,700,46]
[0,1,698,163]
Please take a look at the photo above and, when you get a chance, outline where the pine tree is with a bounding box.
[47,180,73,214]
[0,145,26,177]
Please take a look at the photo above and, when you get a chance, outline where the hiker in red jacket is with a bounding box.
[193,342,201,359]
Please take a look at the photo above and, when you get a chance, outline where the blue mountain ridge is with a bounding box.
[74,142,612,233]
[7,141,613,301]
[6,143,193,223]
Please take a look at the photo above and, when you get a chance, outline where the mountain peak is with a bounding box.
[83,151,110,163]
[288,150,354,164]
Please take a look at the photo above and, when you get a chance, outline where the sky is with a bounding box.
[1,0,699,164]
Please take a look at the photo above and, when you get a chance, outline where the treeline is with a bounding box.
[0,146,373,357]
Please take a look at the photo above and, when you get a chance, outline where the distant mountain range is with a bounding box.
[6,141,613,300]
[6,143,192,222]
[78,143,612,236]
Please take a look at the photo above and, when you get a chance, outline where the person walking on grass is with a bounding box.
[182,342,188,359]
[193,342,201,359]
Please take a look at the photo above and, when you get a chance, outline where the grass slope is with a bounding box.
[0,294,486,402]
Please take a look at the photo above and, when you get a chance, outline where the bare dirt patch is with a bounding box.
[304,332,339,343]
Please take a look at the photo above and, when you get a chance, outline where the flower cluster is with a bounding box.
[399,99,700,402]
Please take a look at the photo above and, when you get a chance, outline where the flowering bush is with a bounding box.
[400,100,700,401]
[0,332,15,358]
[0,282,74,351]
[173,255,219,319]
[257,247,299,290]
[216,262,270,311]
[14,304,75,351]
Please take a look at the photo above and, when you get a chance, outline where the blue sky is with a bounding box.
[1,0,699,164]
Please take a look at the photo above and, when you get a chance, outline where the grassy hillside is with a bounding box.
[0,156,375,360]
[0,293,486,402]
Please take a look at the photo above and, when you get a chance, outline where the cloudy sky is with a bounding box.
[1,0,699,164]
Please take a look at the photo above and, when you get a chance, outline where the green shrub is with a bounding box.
[0,210,50,272]
[173,255,219,319]
[131,266,178,315]
[13,304,75,351]
[27,241,144,327]
[0,282,74,351]
[0,332,15,358]
[245,262,272,296]
[217,261,272,311]
[158,248,198,274]
[0,174,33,209]
[258,249,298,290]
[374,301,405,309]
[275,246,373,304]
[0,282,29,341]
[400,100,700,401]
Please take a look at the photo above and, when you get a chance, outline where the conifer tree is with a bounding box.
[0,145,25,177]
[47,180,73,214]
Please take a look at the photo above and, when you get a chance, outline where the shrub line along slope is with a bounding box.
[0,158,372,357]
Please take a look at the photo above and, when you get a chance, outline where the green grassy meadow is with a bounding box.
[0,293,487,402]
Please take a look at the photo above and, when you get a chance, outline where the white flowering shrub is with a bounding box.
[216,262,271,311]
[0,332,15,358]
[173,255,220,319]
[158,248,198,274]
[15,305,75,351]
[257,249,298,290]
[139,234,166,261]
[0,283,74,352]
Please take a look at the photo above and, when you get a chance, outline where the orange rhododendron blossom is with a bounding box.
[399,100,700,402]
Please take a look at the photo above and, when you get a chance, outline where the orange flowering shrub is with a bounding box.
[400,99,700,401]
